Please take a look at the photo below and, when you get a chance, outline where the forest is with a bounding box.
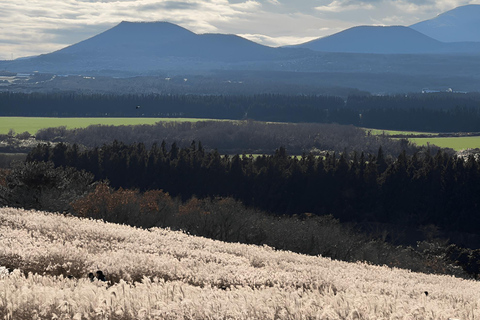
[2,91,480,132]
[32,121,420,156]
[18,141,479,236]
[3,141,480,278]
[2,91,480,280]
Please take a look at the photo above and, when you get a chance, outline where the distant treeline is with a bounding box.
[27,141,480,236]
[34,121,419,156]
[2,92,480,132]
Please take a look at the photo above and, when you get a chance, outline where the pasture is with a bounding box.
[0,117,221,135]
[408,136,480,150]
[366,128,480,151]
[365,128,438,136]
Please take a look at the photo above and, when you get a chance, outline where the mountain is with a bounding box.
[56,21,282,62]
[4,21,303,74]
[292,25,480,54]
[410,4,480,43]
[1,16,480,94]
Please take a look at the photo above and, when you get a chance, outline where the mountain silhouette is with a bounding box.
[411,4,480,43]
[293,25,480,54]
[7,21,301,73]
[56,21,282,61]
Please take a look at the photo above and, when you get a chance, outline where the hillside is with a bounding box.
[1,207,479,319]
[411,4,480,43]
[1,18,480,94]
[3,21,303,74]
[55,21,285,62]
[293,25,480,54]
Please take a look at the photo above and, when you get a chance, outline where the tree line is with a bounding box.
[2,92,480,131]
[1,161,475,279]
[34,121,419,156]
[25,141,480,237]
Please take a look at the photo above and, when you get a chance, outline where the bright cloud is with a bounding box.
[0,0,479,59]
[315,1,375,12]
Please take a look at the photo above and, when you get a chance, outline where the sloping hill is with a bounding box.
[6,21,299,74]
[1,207,479,319]
[56,21,280,62]
[411,4,480,43]
[293,25,480,54]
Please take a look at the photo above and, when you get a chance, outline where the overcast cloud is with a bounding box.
[0,0,478,59]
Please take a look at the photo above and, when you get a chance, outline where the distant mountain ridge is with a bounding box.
[293,26,441,54]
[0,5,479,95]
[57,21,282,62]
[292,25,480,54]
[3,21,305,74]
[410,4,480,43]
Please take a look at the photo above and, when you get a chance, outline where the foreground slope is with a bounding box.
[1,207,479,319]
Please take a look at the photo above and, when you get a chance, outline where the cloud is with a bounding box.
[239,33,325,47]
[138,2,201,11]
[315,0,375,12]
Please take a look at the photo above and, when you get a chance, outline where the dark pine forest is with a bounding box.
[27,141,480,237]
[2,92,480,132]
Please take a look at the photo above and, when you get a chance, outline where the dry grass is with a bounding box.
[1,207,479,319]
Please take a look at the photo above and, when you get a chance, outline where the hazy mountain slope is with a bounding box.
[1,14,479,93]
[1,207,479,319]
[293,25,480,54]
[56,21,281,61]
[4,21,301,73]
[411,4,480,43]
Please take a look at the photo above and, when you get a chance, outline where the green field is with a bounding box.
[2,118,480,151]
[365,128,438,136]
[0,117,222,135]
[365,128,480,151]
[408,136,480,150]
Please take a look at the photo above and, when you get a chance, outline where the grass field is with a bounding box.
[408,136,480,150]
[365,128,438,136]
[1,207,479,319]
[0,117,221,135]
[2,118,480,151]
[366,128,480,151]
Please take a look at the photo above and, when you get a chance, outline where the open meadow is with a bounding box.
[1,207,479,319]
[0,117,222,135]
[407,136,480,151]
[2,117,480,151]
[366,128,480,151]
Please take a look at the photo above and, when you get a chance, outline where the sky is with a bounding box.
[1,0,479,60]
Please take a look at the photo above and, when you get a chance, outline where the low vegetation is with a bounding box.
[1,207,479,319]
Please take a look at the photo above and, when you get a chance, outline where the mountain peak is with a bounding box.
[294,25,444,54]
[410,4,480,42]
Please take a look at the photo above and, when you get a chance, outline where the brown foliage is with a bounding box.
[0,168,9,187]
[70,183,175,227]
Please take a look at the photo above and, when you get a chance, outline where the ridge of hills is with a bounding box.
[2,21,306,74]
[293,25,480,54]
[411,4,480,43]
[0,5,479,94]
[56,21,286,62]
